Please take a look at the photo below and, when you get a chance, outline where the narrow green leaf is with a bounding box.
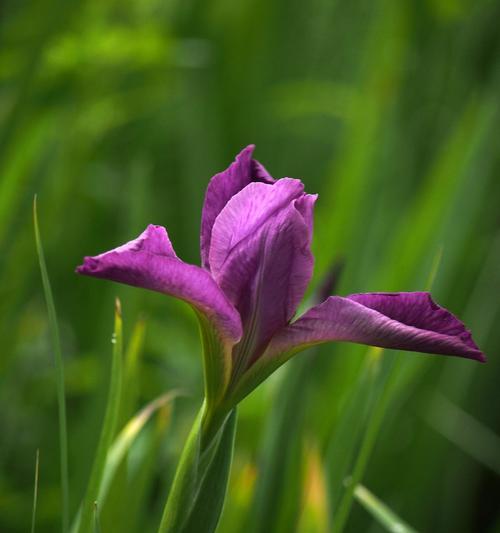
[313,0,408,279]
[76,299,123,533]
[31,449,40,533]
[98,391,180,504]
[330,243,445,532]
[425,393,500,475]
[326,349,381,514]
[93,502,101,533]
[353,484,418,533]
[332,355,398,533]
[33,196,69,533]
[424,245,443,292]
[182,409,237,533]
[101,316,147,530]
[120,317,146,425]
[158,405,237,533]
[245,359,309,533]
[158,405,204,533]
[130,404,175,531]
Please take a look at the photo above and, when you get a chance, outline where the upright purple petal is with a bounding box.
[76,225,242,344]
[209,179,316,359]
[209,178,305,275]
[266,292,485,362]
[200,145,275,269]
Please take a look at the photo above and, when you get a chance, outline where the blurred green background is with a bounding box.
[1,0,499,531]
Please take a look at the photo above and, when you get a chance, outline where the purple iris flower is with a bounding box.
[77,146,485,410]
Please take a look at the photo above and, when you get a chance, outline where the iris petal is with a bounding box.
[200,145,274,270]
[209,179,305,277]
[76,224,242,344]
[266,292,485,362]
[209,180,316,362]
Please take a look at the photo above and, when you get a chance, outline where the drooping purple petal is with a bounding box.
[76,225,242,343]
[200,145,275,270]
[266,292,485,362]
[209,179,316,359]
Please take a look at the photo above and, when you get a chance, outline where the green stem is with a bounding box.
[158,402,237,533]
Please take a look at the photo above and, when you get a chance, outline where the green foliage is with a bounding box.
[34,197,69,533]
[245,359,310,533]
[158,406,237,533]
[76,299,123,533]
[31,449,40,533]
[2,0,500,532]
[98,391,179,506]
[353,484,418,533]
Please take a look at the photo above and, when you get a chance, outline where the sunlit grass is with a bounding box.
[353,484,417,533]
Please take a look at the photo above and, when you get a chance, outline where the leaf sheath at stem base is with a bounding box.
[158,402,237,533]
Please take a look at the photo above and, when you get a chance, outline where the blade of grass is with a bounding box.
[132,404,175,532]
[331,248,443,533]
[31,449,40,533]
[93,502,101,533]
[98,390,180,504]
[100,316,147,530]
[119,317,147,426]
[33,196,69,533]
[245,359,309,533]
[314,0,408,280]
[353,484,418,533]
[76,298,123,533]
[332,354,398,533]
[425,393,500,475]
[326,348,382,514]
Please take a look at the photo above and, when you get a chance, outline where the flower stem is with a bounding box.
[158,401,237,533]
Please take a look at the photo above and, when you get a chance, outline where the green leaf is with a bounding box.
[92,503,101,533]
[30,449,40,533]
[75,299,123,533]
[353,484,418,533]
[101,317,148,530]
[120,317,147,426]
[33,196,69,533]
[326,349,381,514]
[158,404,237,533]
[182,409,237,533]
[245,359,309,533]
[132,402,176,530]
[425,393,500,475]
[98,391,180,504]
[329,243,445,532]
[332,353,398,533]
